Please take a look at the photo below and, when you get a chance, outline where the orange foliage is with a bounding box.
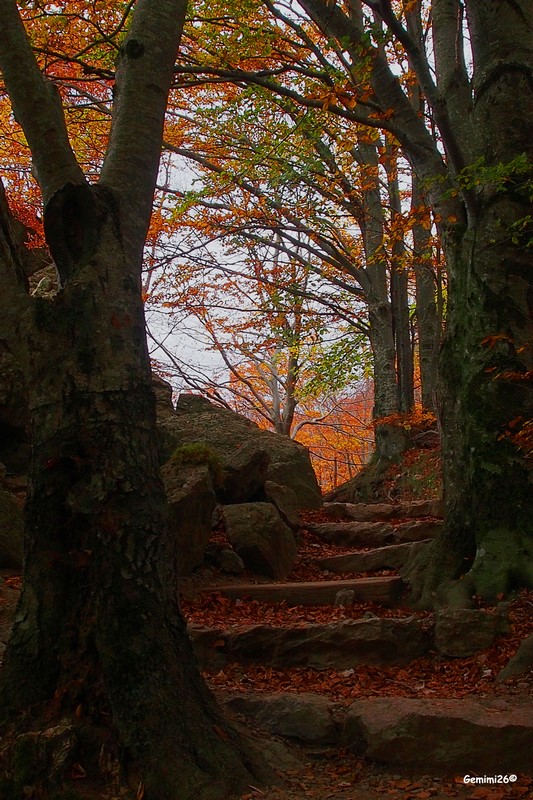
[294,385,374,491]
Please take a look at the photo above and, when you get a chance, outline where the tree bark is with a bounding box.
[0,2,267,796]
[356,141,406,461]
[411,179,440,411]
[0,188,264,799]
[404,0,533,605]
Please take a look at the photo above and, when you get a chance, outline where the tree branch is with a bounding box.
[0,0,85,202]
[100,0,187,259]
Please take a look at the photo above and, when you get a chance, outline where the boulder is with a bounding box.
[161,462,217,575]
[434,607,510,658]
[224,503,297,579]
[218,442,270,504]
[0,487,23,569]
[157,393,321,508]
[342,697,533,773]
[225,693,339,745]
[189,617,430,671]
[204,542,245,575]
[263,481,302,531]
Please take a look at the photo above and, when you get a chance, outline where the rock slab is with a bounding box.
[342,697,533,773]
[310,519,442,547]
[225,692,339,745]
[320,540,431,574]
[324,499,444,521]
[189,617,430,672]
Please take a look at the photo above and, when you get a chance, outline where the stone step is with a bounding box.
[323,498,444,522]
[309,519,442,548]
[189,615,430,672]
[319,539,431,574]
[224,693,533,775]
[205,576,404,607]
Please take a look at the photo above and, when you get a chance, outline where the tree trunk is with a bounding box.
[411,180,440,411]
[386,144,415,414]
[358,142,406,461]
[404,17,533,604]
[0,189,265,799]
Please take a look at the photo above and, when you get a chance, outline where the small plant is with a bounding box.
[169,442,224,486]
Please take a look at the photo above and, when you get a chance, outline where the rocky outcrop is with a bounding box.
[158,393,322,509]
[154,389,322,575]
[161,462,217,576]
[224,503,297,579]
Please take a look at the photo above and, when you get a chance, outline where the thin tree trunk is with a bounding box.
[411,180,440,411]
[386,144,415,412]
[357,141,406,460]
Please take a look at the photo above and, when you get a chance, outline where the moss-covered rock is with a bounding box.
[157,393,322,509]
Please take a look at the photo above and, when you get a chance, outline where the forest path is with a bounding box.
[181,499,533,799]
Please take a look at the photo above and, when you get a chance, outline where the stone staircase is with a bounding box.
[183,499,533,777]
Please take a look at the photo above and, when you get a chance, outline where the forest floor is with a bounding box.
[1,444,532,799]
[177,444,532,800]
[179,528,533,800]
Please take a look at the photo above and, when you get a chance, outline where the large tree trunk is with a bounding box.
[404,1,533,605]
[0,189,264,798]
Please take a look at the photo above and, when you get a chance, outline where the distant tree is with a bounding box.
[167,33,439,460]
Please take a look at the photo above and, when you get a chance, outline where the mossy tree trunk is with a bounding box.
[299,0,533,605]
[0,2,266,797]
[403,0,533,605]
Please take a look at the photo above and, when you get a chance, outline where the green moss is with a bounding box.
[169,442,224,487]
